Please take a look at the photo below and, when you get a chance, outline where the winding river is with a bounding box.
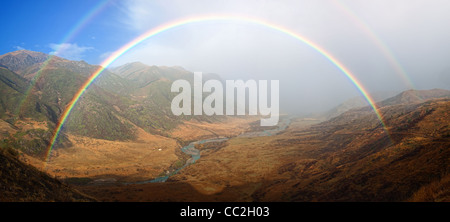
[134,117,291,184]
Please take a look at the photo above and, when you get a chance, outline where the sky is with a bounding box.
[1,0,450,114]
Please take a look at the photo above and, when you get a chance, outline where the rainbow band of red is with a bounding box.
[45,15,388,162]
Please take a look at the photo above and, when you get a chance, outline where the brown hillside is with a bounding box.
[0,147,95,202]
[79,98,450,202]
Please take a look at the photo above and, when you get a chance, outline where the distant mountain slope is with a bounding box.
[0,146,94,201]
[324,89,450,126]
[109,62,225,134]
[323,89,450,121]
[0,50,49,76]
[323,90,399,120]
[379,88,450,107]
[110,62,178,87]
[0,50,133,95]
[110,62,191,80]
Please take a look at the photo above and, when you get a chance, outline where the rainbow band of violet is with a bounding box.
[44,15,389,163]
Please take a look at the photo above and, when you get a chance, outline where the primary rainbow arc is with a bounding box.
[45,14,388,162]
[331,0,414,89]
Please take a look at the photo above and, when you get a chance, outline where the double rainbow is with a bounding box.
[15,0,111,117]
[45,15,389,162]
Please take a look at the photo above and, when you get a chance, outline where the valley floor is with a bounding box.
[21,116,258,183]
[6,98,450,202]
[73,99,450,202]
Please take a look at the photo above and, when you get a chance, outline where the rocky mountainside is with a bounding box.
[0,50,49,76]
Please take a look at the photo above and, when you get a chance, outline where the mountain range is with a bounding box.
[79,87,449,202]
[0,49,449,202]
[0,50,222,159]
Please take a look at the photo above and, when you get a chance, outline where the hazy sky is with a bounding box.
[2,0,450,114]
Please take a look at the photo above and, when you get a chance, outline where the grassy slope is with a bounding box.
[81,97,449,202]
[0,67,30,119]
[254,98,450,201]
[0,147,94,202]
[0,67,137,158]
[1,51,228,148]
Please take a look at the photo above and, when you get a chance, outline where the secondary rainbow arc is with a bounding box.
[331,0,414,89]
[15,0,111,118]
[45,15,389,162]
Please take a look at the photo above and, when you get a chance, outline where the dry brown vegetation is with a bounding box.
[169,116,258,142]
[3,89,448,202]
[78,99,449,202]
[0,146,95,202]
[2,50,448,202]
[408,173,450,202]
[20,116,256,184]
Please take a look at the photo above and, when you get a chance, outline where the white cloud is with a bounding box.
[121,0,305,32]
[14,45,26,51]
[49,43,93,61]
[115,0,450,113]
[99,51,113,60]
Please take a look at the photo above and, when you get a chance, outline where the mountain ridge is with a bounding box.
[0,49,448,202]
[0,50,225,158]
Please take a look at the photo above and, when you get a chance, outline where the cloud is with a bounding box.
[99,51,113,60]
[14,45,26,51]
[115,0,450,114]
[49,43,94,61]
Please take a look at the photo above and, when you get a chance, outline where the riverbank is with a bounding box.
[131,116,292,184]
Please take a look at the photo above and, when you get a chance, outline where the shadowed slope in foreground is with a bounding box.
[0,147,95,202]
